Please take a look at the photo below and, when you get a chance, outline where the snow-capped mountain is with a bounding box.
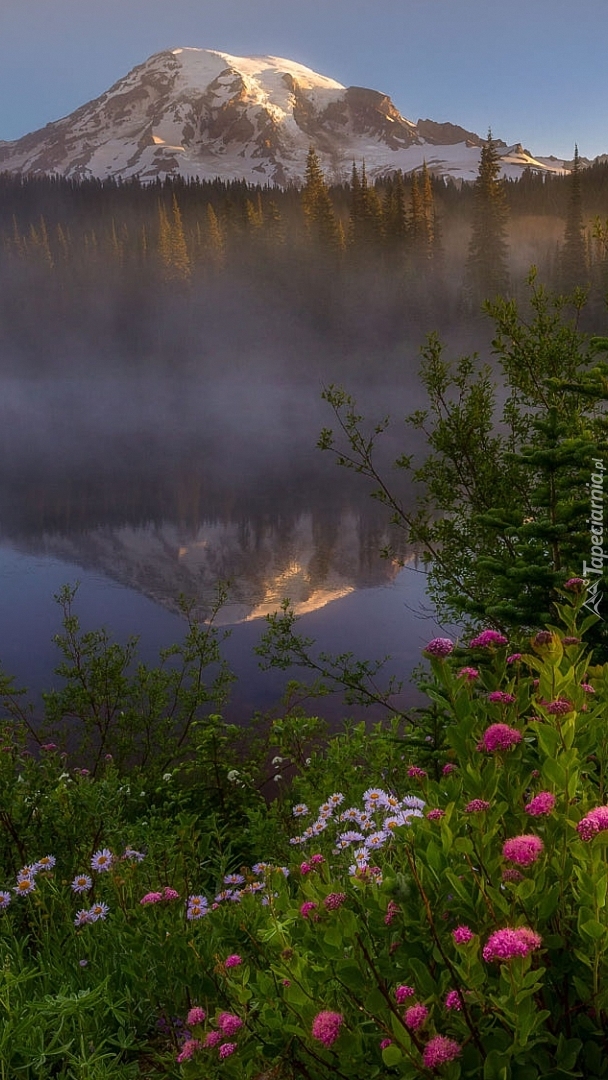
[0,48,577,185]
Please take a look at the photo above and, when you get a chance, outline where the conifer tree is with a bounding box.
[560,145,588,291]
[301,145,343,253]
[465,131,510,305]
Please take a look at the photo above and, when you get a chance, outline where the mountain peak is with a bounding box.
[0,48,574,185]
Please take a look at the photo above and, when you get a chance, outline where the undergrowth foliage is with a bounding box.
[1,585,608,1077]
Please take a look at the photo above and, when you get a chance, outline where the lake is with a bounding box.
[0,372,449,724]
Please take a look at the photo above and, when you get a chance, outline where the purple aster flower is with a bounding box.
[71,873,94,893]
[123,847,145,862]
[0,891,11,910]
[223,873,245,886]
[74,909,91,927]
[91,849,113,873]
[34,855,56,872]
[88,902,109,921]
[13,878,36,896]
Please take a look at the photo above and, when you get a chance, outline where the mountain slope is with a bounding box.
[0,48,576,185]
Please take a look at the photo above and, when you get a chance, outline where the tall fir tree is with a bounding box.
[301,146,343,253]
[559,145,588,292]
[465,131,510,306]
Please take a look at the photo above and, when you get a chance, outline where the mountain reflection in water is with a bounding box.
[0,375,441,718]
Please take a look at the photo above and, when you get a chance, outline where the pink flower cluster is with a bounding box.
[482,926,542,962]
[395,984,416,1003]
[452,925,474,945]
[404,1003,428,1030]
[479,723,522,753]
[424,637,454,658]
[176,1038,200,1063]
[487,691,516,705]
[186,1006,207,1026]
[426,809,445,821]
[544,699,573,715]
[465,799,490,813]
[217,1012,243,1036]
[442,763,458,775]
[422,1036,462,1068]
[407,766,427,779]
[502,834,544,867]
[384,900,400,925]
[444,989,464,1011]
[525,791,556,816]
[140,887,179,904]
[224,954,242,968]
[469,629,508,648]
[577,805,608,841]
[311,1010,343,1047]
[457,666,479,680]
[324,892,347,911]
[300,901,318,919]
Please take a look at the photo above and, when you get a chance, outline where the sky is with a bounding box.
[0,0,607,160]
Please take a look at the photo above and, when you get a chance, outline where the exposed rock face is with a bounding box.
[0,48,574,184]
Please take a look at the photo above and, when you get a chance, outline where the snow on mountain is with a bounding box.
[0,47,576,185]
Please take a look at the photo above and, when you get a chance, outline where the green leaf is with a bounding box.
[382,1044,404,1067]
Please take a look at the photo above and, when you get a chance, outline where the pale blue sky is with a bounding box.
[1,0,606,159]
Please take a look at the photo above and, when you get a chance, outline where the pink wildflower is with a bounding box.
[564,577,585,591]
[311,1010,343,1047]
[502,869,524,883]
[176,1039,200,1063]
[422,1036,462,1068]
[506,653,522,664]
[465,799,490,813]
[525,792,556,816]
[217,1013,243,1036]
[442,763,458,775]
[404,1004,429,1030]
[581,683,595,694]
[479,723,522,753]
[426,809,445,821]
[502,834,544,867]
[324,892,347,910]
[300,862,312,875]
[488,690,516,704]
[395,985,416,1003]
[469,630,508,648]
[452,925,474,945]
[380,1038,393,1050]
[310,854,325,865]
[562,636,581,646]
[445,989,463,1011]
[407,766,427,779]
[300,901,318,918]
[186,1006,206,1026]
[384,900,400,925]
[533,631,553,646]
[162,887,179,901]
[140,891,163,905]
[544,699,573,715]
[224,954,242,968]
[483,927,542,962]
[219,1043,237,1060]
[457,666,479,680]
[203,1031,223,1048]
[424,637,454,658]
[577,805,608,841]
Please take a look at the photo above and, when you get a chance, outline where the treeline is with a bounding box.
[0,143,607,377]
